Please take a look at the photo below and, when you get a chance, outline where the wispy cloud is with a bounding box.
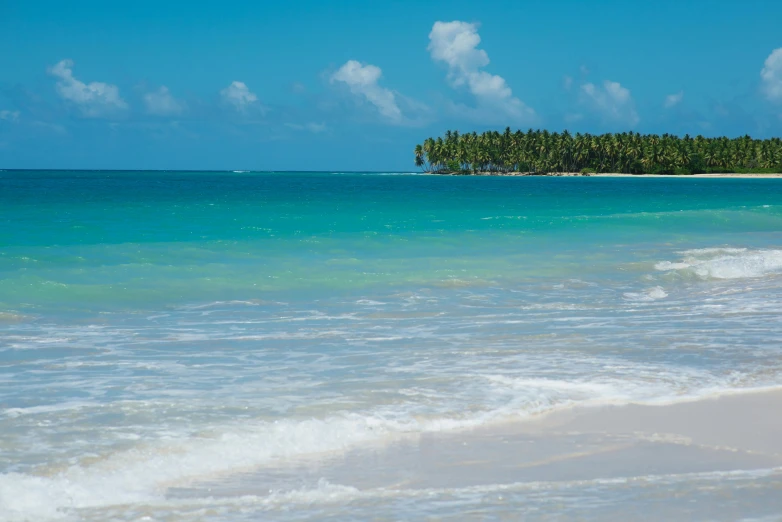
[31,120,67,134]
[761,48,782,102]
[0,110,20,122]
[285,122,327,133]
[580,80,639,126]
[330,60,402,123]
[428,21,535,124]
[664,91,684,109]
[290,82,307,94]
[144,86,186,116]
[48,59,128,117]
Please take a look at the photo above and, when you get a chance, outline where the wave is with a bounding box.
[3,379,781,521]
[177,300,270,310]
[356,299,386,306]
[623,286,668,302]
[13,465,780,522]
[655,248,782,280]
[0,415,397,520]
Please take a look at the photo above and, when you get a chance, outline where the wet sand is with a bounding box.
[181,388,782,497]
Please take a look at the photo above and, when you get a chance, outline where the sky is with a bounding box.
[1,0,782,171]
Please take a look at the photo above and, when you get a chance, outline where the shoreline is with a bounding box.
[429,171,782,178]
[197,387,782,497]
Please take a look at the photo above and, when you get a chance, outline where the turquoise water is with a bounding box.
[2,171,782,520]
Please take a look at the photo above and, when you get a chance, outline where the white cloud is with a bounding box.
[285,122,327,133]
[330,60,402,122]
[220,81,260,112]
[428,21,534,123]
[0,110,20,122]
[761,48,782,102]
[664,91,684,108]
[144,86,185,116]
[580,80,639,126]
[563,75,573,91]
[48,59,128,117]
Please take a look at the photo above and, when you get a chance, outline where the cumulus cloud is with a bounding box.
[580,80,639,126]
[428,21,534,123]
[48,59,128,117]
[220,81,260,112]
[761,48,782,102]
[0,110,20,122]
[563,75,574,90]
[664,91,684,108]
[144,86,186,116]
[330,60,402,122]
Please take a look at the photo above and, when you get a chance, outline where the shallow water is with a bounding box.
[2,172,782,520]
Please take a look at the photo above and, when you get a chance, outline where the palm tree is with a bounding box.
[414,144,426,171]
[414,129,782,175]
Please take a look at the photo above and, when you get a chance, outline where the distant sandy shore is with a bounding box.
[434,172,782,178]
[594,173,782,178]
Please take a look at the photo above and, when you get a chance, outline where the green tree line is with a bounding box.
[414,129,782,175]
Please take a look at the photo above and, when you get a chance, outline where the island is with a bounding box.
[414,129,782,176]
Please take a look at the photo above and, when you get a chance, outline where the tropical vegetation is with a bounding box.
[414,129,782,175]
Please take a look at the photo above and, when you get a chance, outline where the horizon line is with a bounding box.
[0,169,421,173]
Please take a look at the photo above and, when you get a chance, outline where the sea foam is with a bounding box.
[655,248,782,280]
[623,286,668,302]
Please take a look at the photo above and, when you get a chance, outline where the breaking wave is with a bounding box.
[655,248,782,280]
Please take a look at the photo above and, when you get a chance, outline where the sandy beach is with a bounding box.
[183,388,782,498]
[159,388,782,519]
[436,172,782,178]
[594,173,782,179]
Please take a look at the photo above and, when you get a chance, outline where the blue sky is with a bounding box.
[1,0,781,170]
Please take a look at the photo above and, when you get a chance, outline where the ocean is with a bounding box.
[2,171,782,520]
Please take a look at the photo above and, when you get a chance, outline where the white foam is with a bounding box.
[262,478,361,505]
[21,465,781,520]
[2,401,100,418]
[1,407,557,520]
[356,299,386,306]
[179,300,268,310]
[0,380,644,520]
[623,286,668,302]
[680,247,748,255]
[4,375,782,521]
[655,248,782,280]
[0,405,505,519]
[0,415,392,520]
